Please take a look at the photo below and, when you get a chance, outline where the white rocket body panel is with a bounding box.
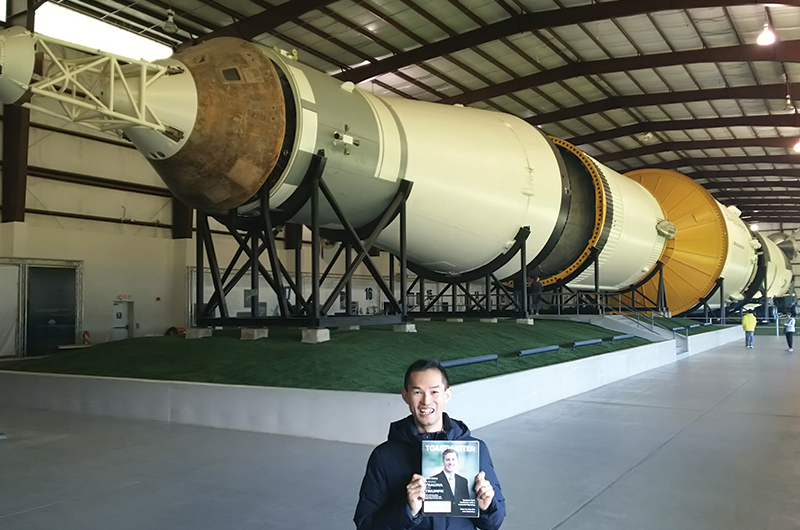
[264,55,402,229]
[568,163,667,291]
[719,206,759,302]
[372,97,564,276]
[266,49,564,276]
[763,236,793,298]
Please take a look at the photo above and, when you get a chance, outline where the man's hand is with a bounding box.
[406,474,426,516]
[474,471,495,511]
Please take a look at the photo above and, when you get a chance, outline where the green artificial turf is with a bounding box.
[0,320,651,393]
[652,316,726,335]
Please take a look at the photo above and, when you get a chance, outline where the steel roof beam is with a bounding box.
[336,0,800,83]
[706,181,800,189]
[735,208,800,211]
[596,138,798,163]
[440,40,800,105]
[726,200,800,205]
[531,84,800,126]
[567,114,800,146]
[738,215,800,221]
[691,169,800,180]
[187,0,335,44]
[712,190,800,198]
[646,154,800,170]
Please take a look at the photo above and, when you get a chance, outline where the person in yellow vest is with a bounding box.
[742,310,757,349]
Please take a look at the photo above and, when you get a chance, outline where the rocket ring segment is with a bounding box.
[543,136,613,286]
[625,168,728,315]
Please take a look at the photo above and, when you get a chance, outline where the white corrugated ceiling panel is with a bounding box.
[649,10,704,51]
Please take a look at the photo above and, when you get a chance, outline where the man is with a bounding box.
[528,276,543,315]
[354,359,505,529]
[742,310,757,348]
[426,448,470,514]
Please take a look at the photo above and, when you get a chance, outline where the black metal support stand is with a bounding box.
[549,256,672,317]
[404,227,532,319]
[193,152,412,329]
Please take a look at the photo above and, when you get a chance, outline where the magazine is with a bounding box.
[422,440,479,518]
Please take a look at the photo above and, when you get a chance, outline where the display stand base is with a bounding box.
[186,328,213,339]
[302,328,331,344]
[241,328,269,340]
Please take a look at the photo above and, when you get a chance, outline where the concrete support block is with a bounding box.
[241,328,269,340]
[446,318,464,323]
[515,318,535,326]
[186,328,213,339]
[345,325,360,331]
[302,328,330,344]
[394,323,417,333]
[480,318,498,323]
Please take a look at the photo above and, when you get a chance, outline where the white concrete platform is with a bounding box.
[0,327,739,445]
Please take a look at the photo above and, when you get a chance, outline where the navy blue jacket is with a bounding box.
[354,413,505,530]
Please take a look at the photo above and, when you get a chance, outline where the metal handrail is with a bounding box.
[599,296,674,334]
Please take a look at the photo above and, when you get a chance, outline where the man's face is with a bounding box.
[443,452,458,474]
[401,368,451,433]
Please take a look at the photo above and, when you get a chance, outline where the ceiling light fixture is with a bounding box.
[784,94,796,112]
[794,139,800,153]
[757,22,775,45]
[163,9,178,34]
[751,224,759,232]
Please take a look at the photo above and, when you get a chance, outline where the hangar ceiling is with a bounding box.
[43,0,800,225]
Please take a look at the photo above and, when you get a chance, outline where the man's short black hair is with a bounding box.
[442,448,457,461]
[404,359,450,390]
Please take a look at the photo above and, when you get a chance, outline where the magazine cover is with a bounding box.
[422,440,480,518]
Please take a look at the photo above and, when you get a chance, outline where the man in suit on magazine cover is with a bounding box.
[428,448,470,510]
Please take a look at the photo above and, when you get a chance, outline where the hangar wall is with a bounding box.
[0,107,397,354]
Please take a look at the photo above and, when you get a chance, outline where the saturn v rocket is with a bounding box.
[0,27,794,315]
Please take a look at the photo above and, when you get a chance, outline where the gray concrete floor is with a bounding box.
[2,334,800,529]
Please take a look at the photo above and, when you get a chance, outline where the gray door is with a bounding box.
[0,265,20,356]
[26,267,77,355]
[111,301,133,340]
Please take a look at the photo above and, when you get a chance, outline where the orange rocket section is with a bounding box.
[625,169,728,315]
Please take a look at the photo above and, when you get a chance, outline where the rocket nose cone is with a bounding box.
[0,26,36,104]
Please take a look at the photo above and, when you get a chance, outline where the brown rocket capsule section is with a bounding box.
[151,37,286,213]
